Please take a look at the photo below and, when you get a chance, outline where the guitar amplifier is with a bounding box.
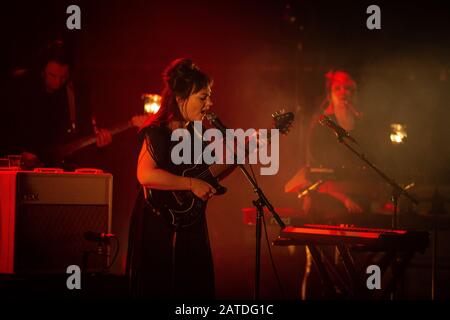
[0,170,112,274]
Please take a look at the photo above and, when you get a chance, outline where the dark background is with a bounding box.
[1,0,450,299]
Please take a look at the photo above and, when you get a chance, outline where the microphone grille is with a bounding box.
[318,114,328,125]
[205,112,217,121]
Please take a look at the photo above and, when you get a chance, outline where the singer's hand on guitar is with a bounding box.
[190,178,216,201]
[95,129,113,147]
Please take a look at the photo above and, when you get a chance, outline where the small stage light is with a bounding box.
[142,93,161,114]
[390,123,407,144]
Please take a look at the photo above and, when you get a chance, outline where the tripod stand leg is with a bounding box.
[254,201,263,300]
[431,224,437,300]
[301,246,313,300]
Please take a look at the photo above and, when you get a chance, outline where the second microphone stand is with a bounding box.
[321,117,418,228]
[324,118,419,299]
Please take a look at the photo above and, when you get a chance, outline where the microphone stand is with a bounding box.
[325,121,419,300]
[237,163,285,300]
[326,124,418,229]
[205,112,285,299]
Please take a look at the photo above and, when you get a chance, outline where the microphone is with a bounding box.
[205,112,227,133]
[318,114,357,143]
[84,231,114,243]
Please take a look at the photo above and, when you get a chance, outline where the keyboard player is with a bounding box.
[285,70,368,299]
[285,70,365,223]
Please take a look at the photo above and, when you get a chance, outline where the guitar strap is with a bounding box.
[66,80,77,133]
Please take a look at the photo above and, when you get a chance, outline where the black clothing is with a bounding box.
[126,125,215,299]
[307,113,367,169]
[1,71,93,167]
[305,113,374,222]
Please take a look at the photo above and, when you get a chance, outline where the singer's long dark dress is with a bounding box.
[126,125,215,299]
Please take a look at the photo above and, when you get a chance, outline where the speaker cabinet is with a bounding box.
[0,171,112,274]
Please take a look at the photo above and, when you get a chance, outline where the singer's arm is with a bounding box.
[137,139,216,201]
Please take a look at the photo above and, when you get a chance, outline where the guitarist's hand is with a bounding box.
[190,178,216,201]
[95,129,112,147]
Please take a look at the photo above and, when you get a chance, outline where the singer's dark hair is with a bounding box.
[141,58,212,129]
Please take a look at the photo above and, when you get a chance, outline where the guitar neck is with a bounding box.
[58,121,132,157]
[199,110,293,181]
[206,129,272,180]
[209,163,236,180]
[108,121,133,136]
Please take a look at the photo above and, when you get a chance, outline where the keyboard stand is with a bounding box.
[274,238,422,299]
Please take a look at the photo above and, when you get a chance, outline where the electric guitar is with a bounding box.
[55,114,148,159]
[145,110,294,228]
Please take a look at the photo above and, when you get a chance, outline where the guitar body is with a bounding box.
[146,164,227,228]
